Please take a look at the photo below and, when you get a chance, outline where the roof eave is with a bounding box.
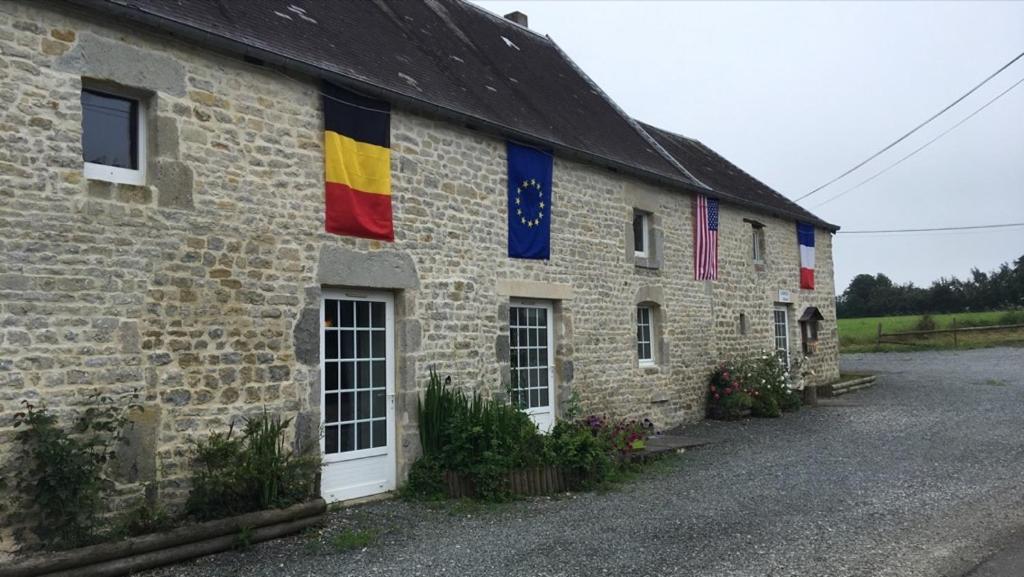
[62,0,709,199]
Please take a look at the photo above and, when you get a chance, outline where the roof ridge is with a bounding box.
[544,35,706,189]
[638,121,702,145]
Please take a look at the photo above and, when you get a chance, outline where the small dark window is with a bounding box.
[739,313,748,335]
[82,89,138,169]
[633,210,648,257]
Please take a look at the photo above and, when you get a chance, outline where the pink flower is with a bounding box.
[713,393,720,400]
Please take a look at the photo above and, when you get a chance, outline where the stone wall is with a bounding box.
[0,0,838,548]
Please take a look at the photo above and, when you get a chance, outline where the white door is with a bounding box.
[773,305,790,369]
[320,290,395,502]
[509,300,556,432]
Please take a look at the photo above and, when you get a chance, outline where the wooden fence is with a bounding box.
[876,320,1024,348]
[444,466,580,498]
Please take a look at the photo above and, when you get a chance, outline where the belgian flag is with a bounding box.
[323,82,393,241]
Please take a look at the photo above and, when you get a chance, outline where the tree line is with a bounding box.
[836,254,1024,318]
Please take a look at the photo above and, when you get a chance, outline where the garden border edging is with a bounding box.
[0,499,326,577]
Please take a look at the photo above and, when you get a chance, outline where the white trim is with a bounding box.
[319,288,396,502]
[509,298,556,433]
[752,226,766,264]
[773,305,790,369]
[636,305,655,366]
[82,89,147,186]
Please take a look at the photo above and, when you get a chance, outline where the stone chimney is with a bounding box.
[503,11,528,27]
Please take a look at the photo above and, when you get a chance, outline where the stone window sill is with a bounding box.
[633,257,660,271]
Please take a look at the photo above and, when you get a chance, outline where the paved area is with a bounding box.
[147,347,1024,577]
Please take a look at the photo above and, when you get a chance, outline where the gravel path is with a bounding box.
[145,347,1024,577]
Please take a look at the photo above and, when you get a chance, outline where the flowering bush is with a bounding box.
[580,415,647,453]
[707,352,801,419]
[706,363,754,419]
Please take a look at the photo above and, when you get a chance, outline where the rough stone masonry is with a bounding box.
[0,0,838,549]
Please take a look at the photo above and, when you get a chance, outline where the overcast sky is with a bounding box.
[477,1,1024,294]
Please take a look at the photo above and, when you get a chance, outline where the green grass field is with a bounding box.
[838,310,1024,353]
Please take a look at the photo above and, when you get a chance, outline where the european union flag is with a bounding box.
[507,142,553,259]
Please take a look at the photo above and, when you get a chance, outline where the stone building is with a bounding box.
[0,0,839,540]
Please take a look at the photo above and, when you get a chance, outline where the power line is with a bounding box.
[794,50,1024,202]
[838,222,1024,235]
[813,74,1024,208]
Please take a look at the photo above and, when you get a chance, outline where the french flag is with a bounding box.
[797,222,815,290]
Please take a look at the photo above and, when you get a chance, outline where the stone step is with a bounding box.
[823,375,877,397]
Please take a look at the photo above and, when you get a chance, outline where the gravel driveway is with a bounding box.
[146,347,1024,577]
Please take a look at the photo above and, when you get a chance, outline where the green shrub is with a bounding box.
[916,314,937,331]
[11,396,138,549]
[546,421,614,487]
[441,393,545,500]
[400,455,446,500]
[410,373,637,501]
[779,388,803,412]
[186,409,320,520]
[998,310,1024,325]
[111,502,175,539]
[751,393,781,418]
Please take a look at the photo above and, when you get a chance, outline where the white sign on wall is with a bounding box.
[777,289,792,303]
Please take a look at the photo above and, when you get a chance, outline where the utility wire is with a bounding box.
[794,50,1024,202]
[813,74,1024,208]
[838,222,1024,234]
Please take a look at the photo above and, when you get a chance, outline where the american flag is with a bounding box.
[694,195,719,280]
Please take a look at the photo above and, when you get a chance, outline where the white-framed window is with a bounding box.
[751,224,766,264]
[633,210,650,258]
[81,87,146,185]
[636,305,655,366]
[773,305,790,369]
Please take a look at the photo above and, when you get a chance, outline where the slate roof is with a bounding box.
[74,0,690,186]
[639,122,838,230]
[74,0,835,230]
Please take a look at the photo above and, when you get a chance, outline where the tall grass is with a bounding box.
[187,409,320,520]
[418,369,477,458]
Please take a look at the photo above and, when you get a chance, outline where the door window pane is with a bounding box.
[357,391,371,419]
[326,392,339,423]
[340,301,354,327]
[357,361,371,388]
[371,330,385,358]
[356,302,370,327]
[325,425,339,454]
[371,302,385,328]
[340,392,354,421]
[340,331,354,359]
[325,331,339,359]
[325,362,339,391]
[357,422,371,450]
[340,424,354,452]
[324,300,338,328]
[372,419,386,448]
[340,362,354,389]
